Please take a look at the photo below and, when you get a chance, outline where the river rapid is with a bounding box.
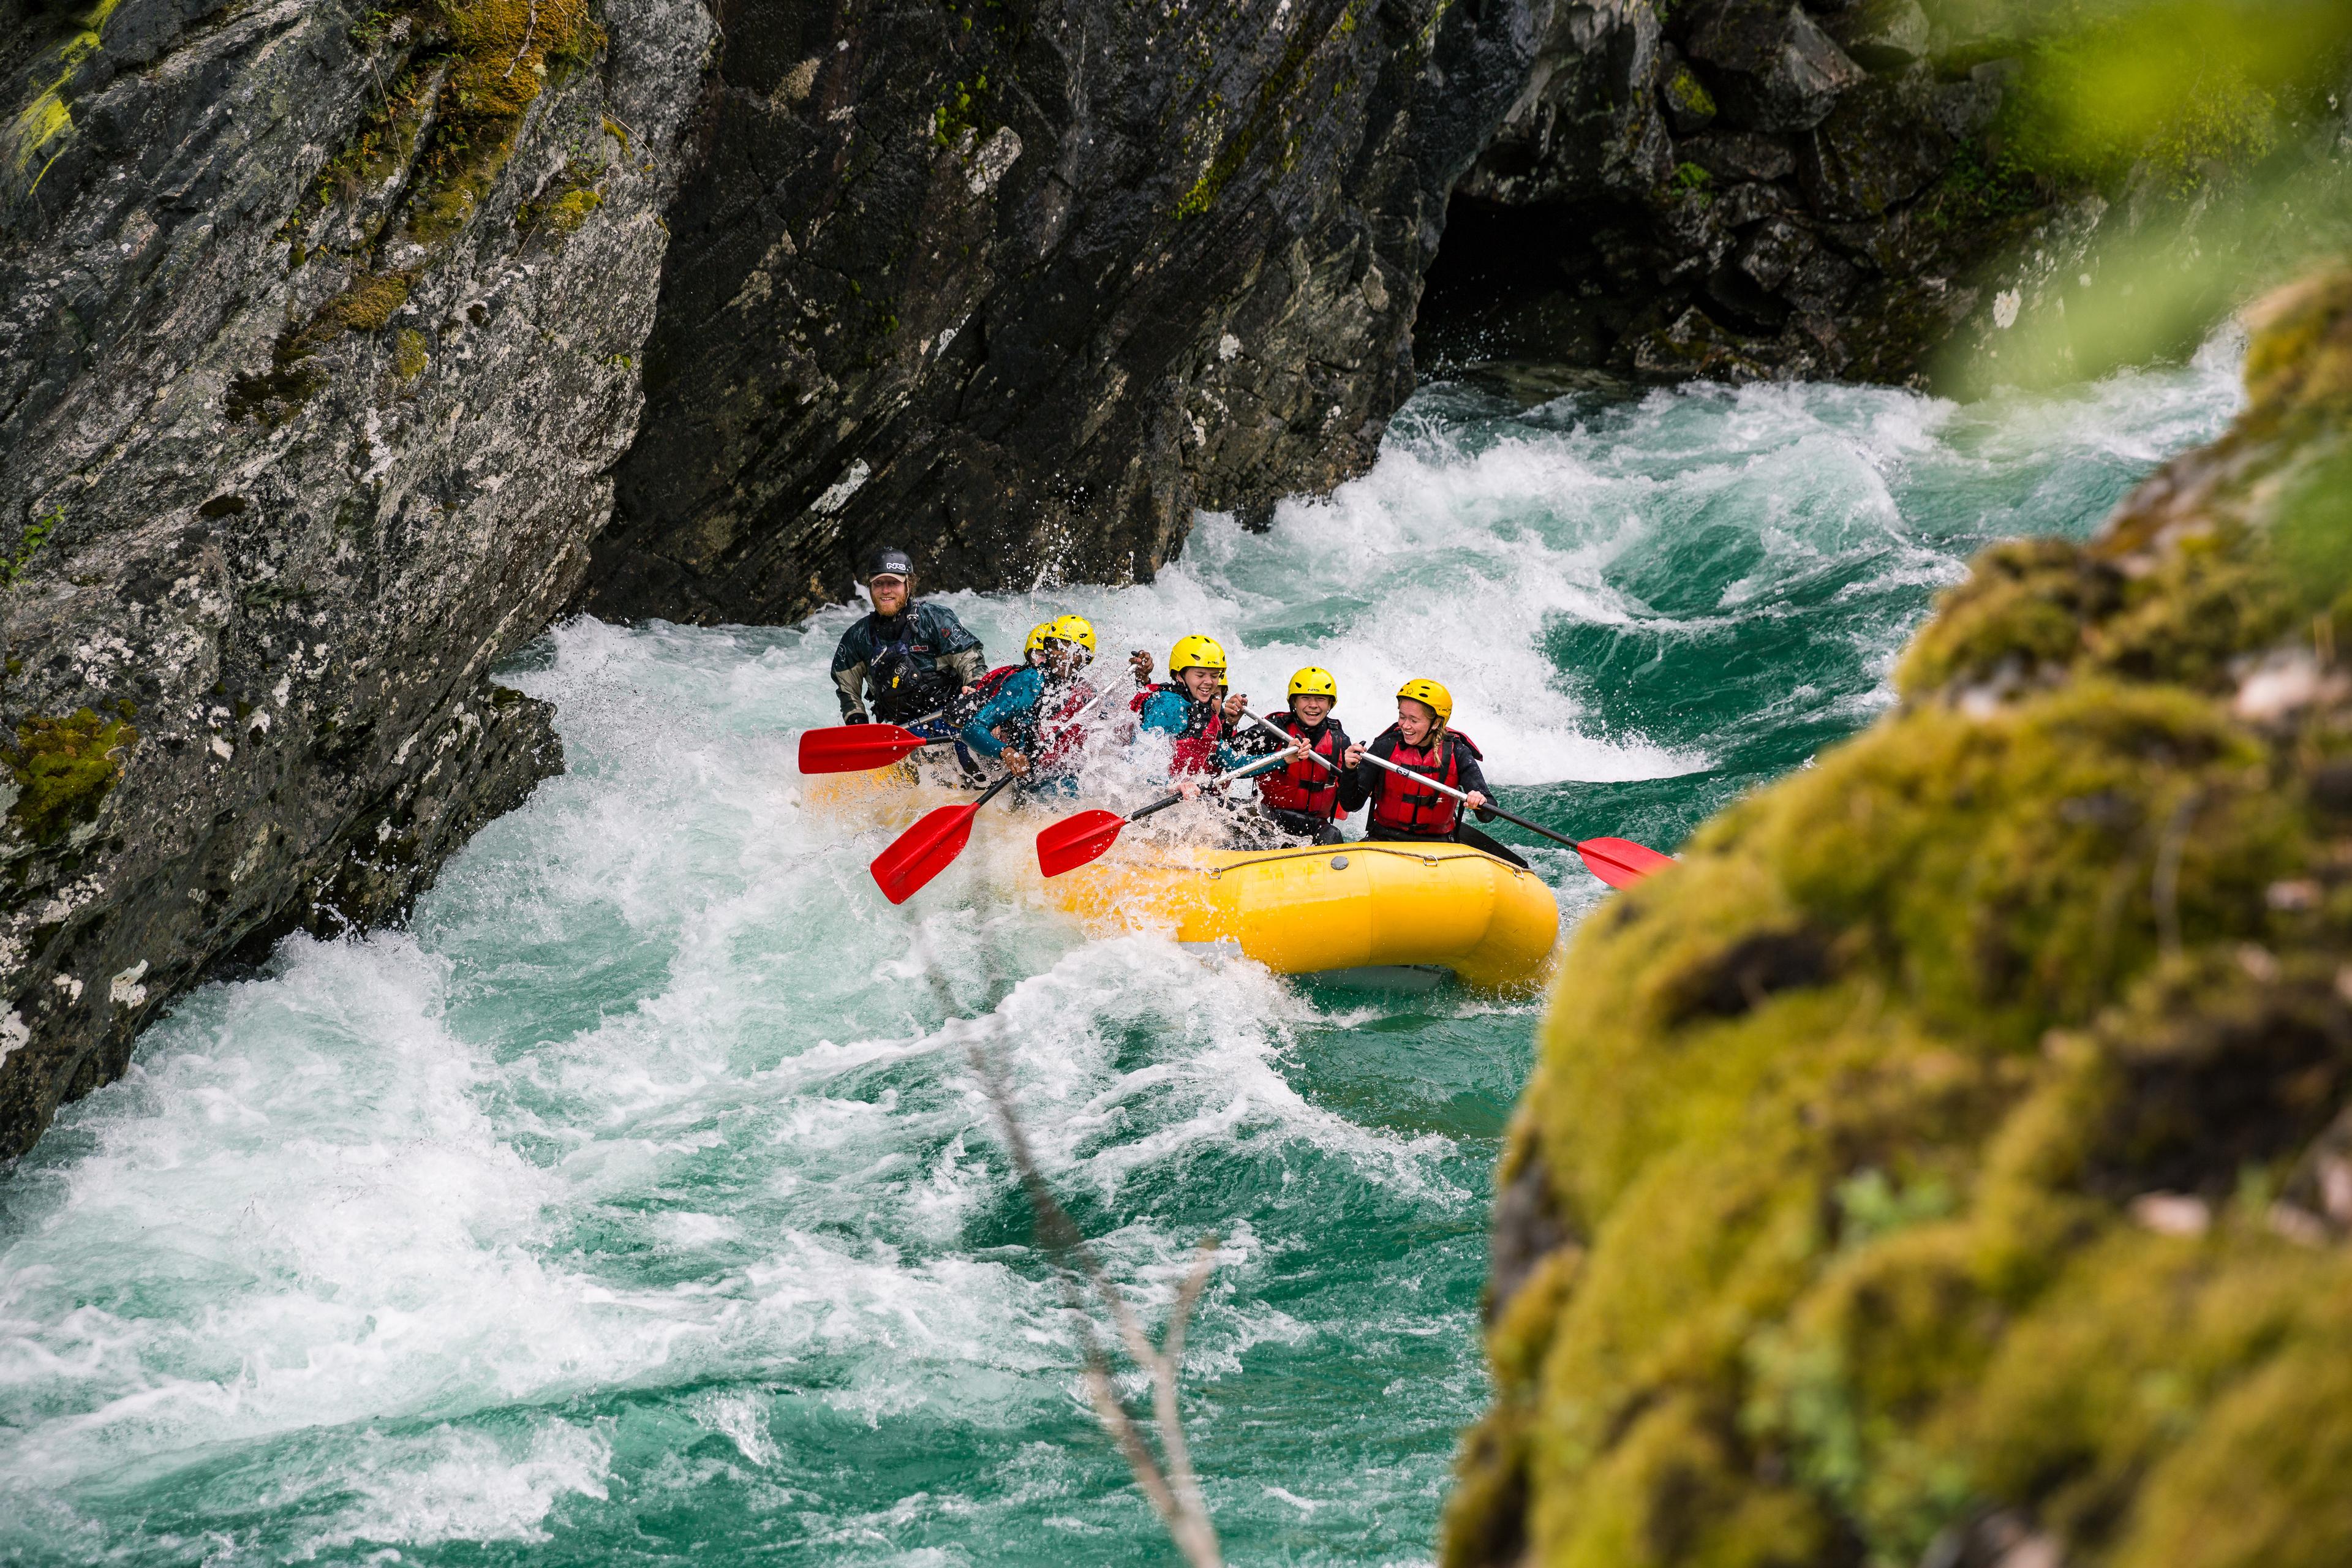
[0,345,2243,1566]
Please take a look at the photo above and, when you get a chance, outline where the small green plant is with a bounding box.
[1,505,61,589]
[1671,160,1713,198]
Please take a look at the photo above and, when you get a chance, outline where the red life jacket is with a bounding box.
[970,663,1025,702]
[1035,680,1097,771]
[1129,683,1225,775]
[1367,729,1480,837]
[1254,712,1348,821]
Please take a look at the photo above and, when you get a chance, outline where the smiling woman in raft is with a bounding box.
[1342,679,1528,868]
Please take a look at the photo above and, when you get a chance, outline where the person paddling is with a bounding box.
[1232,666,1355,845]
[951,621,1053,723]
[1341,679,1527,867]
[1131,635,1249,779]
[958,614,1101,794]
[829,548,986,728]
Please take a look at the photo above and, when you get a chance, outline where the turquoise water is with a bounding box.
[0,345,2242,1566]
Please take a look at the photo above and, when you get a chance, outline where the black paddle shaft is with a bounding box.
[1126,752,1293,824]
[1235,709,1584,854]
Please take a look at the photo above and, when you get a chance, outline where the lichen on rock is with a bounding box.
[1447,267,2352,1568]
[0,0,712,1157]
[5,709,135,846]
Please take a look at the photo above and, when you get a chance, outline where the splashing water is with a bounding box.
[0,343,2244,1565]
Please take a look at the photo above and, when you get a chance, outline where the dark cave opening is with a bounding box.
[1412,196,1612,377]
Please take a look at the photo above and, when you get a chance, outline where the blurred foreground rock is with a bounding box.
[1447,265,2352,1568]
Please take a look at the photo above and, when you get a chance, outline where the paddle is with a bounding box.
[1036,753,1294,878]
[797,704,962,774]
[1235,711,1672,889]
[870,774,1017,904]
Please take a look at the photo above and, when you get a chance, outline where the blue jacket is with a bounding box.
[960,666,1047,760]
[962,668,1091,794]
[1137,687,1246,772]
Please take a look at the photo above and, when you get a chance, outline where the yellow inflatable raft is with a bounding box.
[806,767,1561,992]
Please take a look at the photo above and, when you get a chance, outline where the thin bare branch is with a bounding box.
[1150,1236,1221,1534]
[1164,1237,1219,1371]
[963,1027,1224,1567]
[1078,1323,1181,1524]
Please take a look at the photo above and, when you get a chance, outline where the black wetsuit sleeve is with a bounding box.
[1453,740,1496,820]
[1341,730,1390,814]
[830,620,873,721]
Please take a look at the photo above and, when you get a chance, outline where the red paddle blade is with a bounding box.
[870,803,984,903]
[1035,810,1129,879]
[1576,837,1675,889]
[799,724,927,774]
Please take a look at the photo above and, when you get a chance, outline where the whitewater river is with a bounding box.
[0,346,2241,1564]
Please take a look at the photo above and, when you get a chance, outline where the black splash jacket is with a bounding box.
[829,601,985,722]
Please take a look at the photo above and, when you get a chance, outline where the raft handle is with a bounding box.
[1205,844,1446,879]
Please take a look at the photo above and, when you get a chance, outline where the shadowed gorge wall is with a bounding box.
[579,0,1542,624]
[1417,0,2352,389]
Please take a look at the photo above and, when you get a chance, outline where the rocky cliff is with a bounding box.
[0,0,1556,1155]
[0,0,713,1156]
[1419,0,2352,388]
[1447,268,2352,1568]
[578,0,1538,624]
[1,0,2323,1166]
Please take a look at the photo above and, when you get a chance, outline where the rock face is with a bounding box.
[579,0,1540,624]
[2,0,2312,1166]
[0,0,1551,1158]
[0,0,713,1157]
[1446,270,2352,1568]
[1423,0,2028,383]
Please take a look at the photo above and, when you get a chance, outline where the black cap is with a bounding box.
[865,547,915,582]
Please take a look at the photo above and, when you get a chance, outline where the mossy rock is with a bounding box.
[394,327,430,381]
[1447,269,2352,1568]
[6,708,135,845]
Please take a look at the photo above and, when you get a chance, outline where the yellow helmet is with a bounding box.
[1050,614,1098,656]
[1023,621,1055,659]
[1396,677,1453,726]
[1169,633,1228,676]
[1287,666,1338,700]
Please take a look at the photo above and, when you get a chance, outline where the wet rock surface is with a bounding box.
[0,0,2323,1167]
[1444,270,2352,1568]
[0,0,714,1157]
[1423,0,2042,383]
[580,0,1539,625]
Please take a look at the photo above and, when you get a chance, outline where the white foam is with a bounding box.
[0,334,2247,1559]
[299,1419,614,1553]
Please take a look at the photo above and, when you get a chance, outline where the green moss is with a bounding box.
[412,0,603,240]
[0,505,61,589]
[1662,64,1715,124]
[227,271,412,421]
[1447,266,2352,1567]
[6,708,134,845]
[224,361,328,426]
[393,326,430,381]
[6,0,132,197]
[931,72,991,148]
[238,0,605,415]
[514,155,603,239]
[1174,1,1353,220]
